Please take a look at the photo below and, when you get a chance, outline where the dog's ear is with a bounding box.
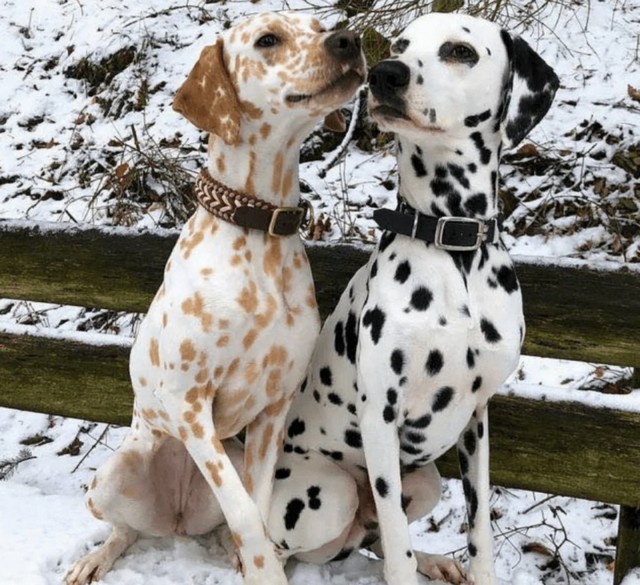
[324,109,346,132]
[173,40,241,145]
[499,30,559,149]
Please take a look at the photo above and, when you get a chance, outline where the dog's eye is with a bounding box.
[255,34,280,48]
[439,42,479,66]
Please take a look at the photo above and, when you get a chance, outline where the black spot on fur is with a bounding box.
[299,377,307,393]
[416,74,424,85]
[334,321,345,357]
[307,486,322,510]
[387,388,398,405]
[370,259,378,279]
[425,349,444,376]
[447,163,470,189]
[410,287,433,311]
[467,162,477,173]
[320,448,343,461]
[344,429,362,449]
[478,421,485,439]
[313,389,321,403]
[378,231,396,254]
[458,450,469,475]
[375,477,389,498]
[464,429,477,455]
[401,442,422,455]
[406,413,432,428]
[284,498,306,530]
[472,376,482,392]
[363,306,386,344]
[411,153,427,178]
[395,260,411,283]
[383,405,396,423]
[390,350,405,375]
[275,468,291,480]
[466,347,476,368]
[465,193,488,216]
[328,392,343,406]
[464,109,492,127]
[345,311,358,364]
[480,318,502,343]
[468,542,478,557]
[433,386,454,411]
[347,403,357,415]
[406,550,413,558]
[392,38,410,54]
[463,477,479,527]
[320,366,333,386]
[405,431,425,444]
[496,265,519,293]
[287,418,306,438]
[470,131,491,165]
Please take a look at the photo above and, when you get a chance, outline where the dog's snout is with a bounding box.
[368,61,411,99]
[325,30,362,62]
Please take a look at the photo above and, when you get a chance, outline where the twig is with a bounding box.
[71,424,112,474]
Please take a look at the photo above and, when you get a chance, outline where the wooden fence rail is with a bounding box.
[1,219,639,583]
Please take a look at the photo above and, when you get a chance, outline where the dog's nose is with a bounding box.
[368,61,411,99]
[325,30,362,62]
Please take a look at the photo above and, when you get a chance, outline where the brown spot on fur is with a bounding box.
[231,531,243,548]
[233,235,247,250]
[259,423,274,460]
[179,426,188,441]
[245,150,256,195]
[216,153,226,174]
[282,170,293,199]
[180,339,197,362]
[243,328,258,350]
[191,422,204,438]
[263,238,282,278]
[201,267,214,278]
[272,151,283,194]
[206,460,223,487]
[212,435,225,454]
[182,292,214,332]
[184,411,196,424]
[149,339,160,367]
[90,477,98,490]
[237,280,258,313]
[264,396,286,417]
[254,555,265,569]
[259,122,271,139]
[138,377,148,387]
[266,369,282,398]
[179,229,204,260]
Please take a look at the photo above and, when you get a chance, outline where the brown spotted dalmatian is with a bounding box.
[65,12,364,585]
[267,12,558,585]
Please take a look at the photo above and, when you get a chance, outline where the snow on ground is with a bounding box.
[1,1,639,584]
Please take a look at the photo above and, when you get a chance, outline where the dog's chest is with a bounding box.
[132,210,319,437]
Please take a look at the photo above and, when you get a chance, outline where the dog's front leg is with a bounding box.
[158,391,287,585]
[359,378,420,585]
[457,404,498,585]
[243,402,289,525]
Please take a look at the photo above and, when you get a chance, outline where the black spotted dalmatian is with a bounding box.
[267,12,559,585]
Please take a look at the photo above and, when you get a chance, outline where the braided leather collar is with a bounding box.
[194,168,308,237]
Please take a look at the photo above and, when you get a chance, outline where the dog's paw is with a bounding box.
[415,551,468,584]
[64,551,110,585]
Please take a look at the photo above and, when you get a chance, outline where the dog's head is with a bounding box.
[368,13,559,150]
[173,12,366,144]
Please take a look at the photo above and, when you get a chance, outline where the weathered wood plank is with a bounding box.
[1,331,639,507]
[1,220,639,366]
[0,332,132,426]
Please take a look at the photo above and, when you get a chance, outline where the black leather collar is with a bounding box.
[373,203,502,251]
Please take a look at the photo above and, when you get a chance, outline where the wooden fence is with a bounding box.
[0,218,639,583]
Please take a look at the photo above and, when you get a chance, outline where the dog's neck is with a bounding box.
[396,130,502,220]
[206,122,310,209]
